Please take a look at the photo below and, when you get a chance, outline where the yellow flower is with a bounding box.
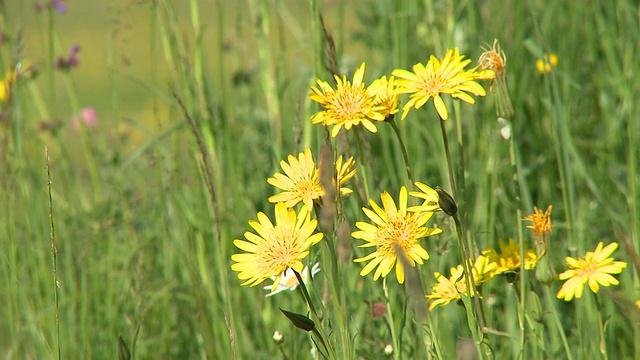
[268,149,355,208]
[426,265,478,310]
[536,53,558,73]
[484,238,538,276]
[523,205,553,238]
[231,203,324,291]
[408,181,441,213]
[556,242,627,301]
[369,75,399,118]
[352,187,442,284]
[309,62,386,137]
[392,47,493,121]
[0,70,18,103]
[335,155,357,196]
[471,254,498,284]
[268,149,324,209]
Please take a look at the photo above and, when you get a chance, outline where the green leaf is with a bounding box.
[280,308,316,332]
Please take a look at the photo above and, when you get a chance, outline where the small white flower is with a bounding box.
[498,117,511,140]
[263,263,321,296]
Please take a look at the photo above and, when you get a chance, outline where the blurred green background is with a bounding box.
[1,0,639,359]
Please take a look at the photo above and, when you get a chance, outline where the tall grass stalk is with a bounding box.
[45,147,61,360]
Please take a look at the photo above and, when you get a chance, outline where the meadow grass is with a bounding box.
[1,0,639,359]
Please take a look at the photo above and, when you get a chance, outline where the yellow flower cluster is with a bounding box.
[231,148,356,293]
[308,47,494,137]
[427,240,538,310]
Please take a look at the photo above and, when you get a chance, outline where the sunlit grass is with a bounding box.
[1,1,639,359]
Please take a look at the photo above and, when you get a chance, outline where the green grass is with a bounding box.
[1,0,639,359]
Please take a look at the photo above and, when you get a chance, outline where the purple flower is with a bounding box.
[52,0,67,14]
[56,45,80,71]
[35,0,67,14]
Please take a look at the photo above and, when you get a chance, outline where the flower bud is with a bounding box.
[435,186,457,216]
[272,330,284,345]
[384,344,394,356]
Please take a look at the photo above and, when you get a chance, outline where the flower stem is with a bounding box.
[439,117,488,359]
[383,277,401,360]
[594,293,609,360]
[439,119,457,199]
[387,116,414,192]
[507,121,527,358]
[294,270,336,360]
[353,127,371,201]
[543,286,574,360]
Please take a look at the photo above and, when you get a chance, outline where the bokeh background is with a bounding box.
[1,0,638,359]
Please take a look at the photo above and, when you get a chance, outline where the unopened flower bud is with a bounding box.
[272,330,284,345]
[384,344,394,356]
[435,186,457,216]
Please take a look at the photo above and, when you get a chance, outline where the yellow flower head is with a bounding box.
[426,265,478,310]
[408,181,441,213]
[471,254,499,284]
[268,149,324,209]
[536,53,558,73]
[268,149,355,209]
[484,238,538,276]
[335,155,357,196]
[369,75,399,118]
[392,47,493,121]
[309,62,386,137]
[0,70,18,103]
[231,203,324,291]
[352,187,442,284]
[556,242,627,301]
[523,205,553,238]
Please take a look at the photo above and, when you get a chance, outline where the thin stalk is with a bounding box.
[594,294,609,360]
[543,286,574,360]
[440,117,488,359]
[424,309,443,359]
[439,120,457,199]
[383,278,400,360]
[387,116,414,191]
[45,148,61,360]
[508,122,527,358]
[353,127,371,200]
[453,215,486,359]
[294,270,337,360]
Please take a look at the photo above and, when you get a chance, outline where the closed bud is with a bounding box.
[384,344,394,356]
[279,308,316,332]
[435,186,457,216]
[272,330,284,345]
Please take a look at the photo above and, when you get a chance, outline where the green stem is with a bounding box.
[383,278,401,360]
[45,148,61,360]
[294,270,336,360]
[438,119,457,199]
[424,310,443,359]
[353,127,371,201]
[387,116,414,192]
[594,294,608,360]
[508,122,527,358]
[543,286,574,360]
[440,117,488,358]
